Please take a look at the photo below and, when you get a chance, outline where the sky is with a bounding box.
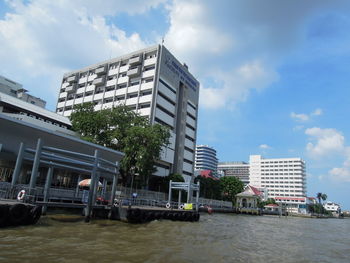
[1,0,350,209]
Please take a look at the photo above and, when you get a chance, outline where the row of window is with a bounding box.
[63,52,157,81]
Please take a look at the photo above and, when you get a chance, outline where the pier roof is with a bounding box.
[0,114,124,163]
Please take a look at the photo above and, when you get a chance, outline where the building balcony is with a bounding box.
[78,77,87,84]
[106,78,117,87]
[65,84,77,93]
[92,76,106,86]
[142,69,155,78]
[127,66,141,77]
[59,92,67,99]
[95,65,106,75]
[144,57,156,66]
[67,75,78,83]
[88,74,97,82]
[119,65,128,73]
[129,55,142,65]
[108,68,119,76]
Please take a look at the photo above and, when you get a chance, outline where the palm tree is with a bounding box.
[316,192,327,204]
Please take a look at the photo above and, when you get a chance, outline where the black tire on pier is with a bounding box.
[147,212,155,222]
[166,212,173,220]
[155,212,162,220]
[9,203,28,225]
[179,212,186,221]
[184,212,191,222]
[161,211,167,220]
[194,213,200,222]
[0,205,9,226]
[172,213,179,221]
[25,206,42,225]
[131,208,142,223]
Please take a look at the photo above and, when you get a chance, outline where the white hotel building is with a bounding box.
[55,45,200,181]
[249,155,307,213]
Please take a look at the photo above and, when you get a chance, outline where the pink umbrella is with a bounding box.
[78,179,102,187]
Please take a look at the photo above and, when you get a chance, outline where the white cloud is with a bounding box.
[290,108,323,122]
[329,167,350,182]
[311,108,323,116]
[305,126,350,182]
[305,127,345,158]
[199,60,278,109]
[259,144,271,149]
[291,112,309,122]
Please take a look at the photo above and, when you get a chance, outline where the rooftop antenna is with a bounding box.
[162,37,165,45]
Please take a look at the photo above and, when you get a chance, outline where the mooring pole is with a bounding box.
[29,138,42,199]
[42,166,54,215]
[178,190,182,208]
[168,180,172,204]
[85,149,99,222]
[75,174,81,197]
[110,164,119,205]
[187,182,191,203]
[11,142,25,187]
[196,181,200,212]
[92,172,100,203]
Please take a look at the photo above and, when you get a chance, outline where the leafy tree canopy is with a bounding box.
[195,176,222,200]
[70,103,170,186]
[220,176,244,206]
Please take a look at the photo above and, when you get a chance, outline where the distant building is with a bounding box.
[0,77,72,135]
[217,161,249,186]
[0,75,46,108]
[55,45,200,181]
[249,155,306,198]
[323,201,341,213]
[249,155,307,214]
[195,145,218,175]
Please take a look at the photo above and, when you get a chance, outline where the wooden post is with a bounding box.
[11,142,25,187]
[42,166,54,215]
[29,138,42,198]
[85,149,99,222]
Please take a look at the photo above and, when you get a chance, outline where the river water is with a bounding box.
[1,213,349,263]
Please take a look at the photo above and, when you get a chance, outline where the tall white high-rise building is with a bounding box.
[194,145,218,174]
[249,155,307,198]
[55,45,200,181]
[217,161,250,185]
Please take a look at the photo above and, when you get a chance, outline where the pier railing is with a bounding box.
[1,182,232,210]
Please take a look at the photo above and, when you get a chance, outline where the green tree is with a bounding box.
[220,176,244,206]
[195,176,222,200]
[70,103,170,187]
